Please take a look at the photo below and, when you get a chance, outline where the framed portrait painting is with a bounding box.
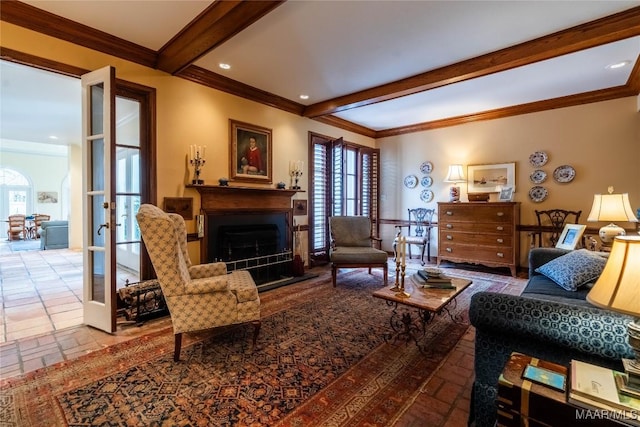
[229,119,273,184]
[467,162,516,193]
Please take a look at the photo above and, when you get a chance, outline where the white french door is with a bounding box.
[81,66,117,333]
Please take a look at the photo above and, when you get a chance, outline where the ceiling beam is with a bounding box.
[156,0,285,75]
[0,0,157,68]
[375,85,638,138]
[304,6,640,119]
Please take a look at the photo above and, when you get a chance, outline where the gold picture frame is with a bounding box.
[467,162,516,193]
[229,119,273,184]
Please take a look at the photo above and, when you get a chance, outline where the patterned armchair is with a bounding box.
[329,216,388,287]
[136,204,261,361]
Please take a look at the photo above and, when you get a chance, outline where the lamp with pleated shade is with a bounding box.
[444,164,465,202]
[587,186,637,247]
[587,236,640,394]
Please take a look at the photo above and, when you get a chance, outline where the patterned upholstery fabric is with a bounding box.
[136,204,260,340]
[469,247,633,427]
[534,248,607,291]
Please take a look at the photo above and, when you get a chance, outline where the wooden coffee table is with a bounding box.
[372,273,472,353]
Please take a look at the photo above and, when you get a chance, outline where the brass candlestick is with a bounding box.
[396,264,410,298]
[390,259,402,291]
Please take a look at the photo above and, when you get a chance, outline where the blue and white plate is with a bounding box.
[421,176,433,188]
[404,175,418,188]
[420,189,434,203]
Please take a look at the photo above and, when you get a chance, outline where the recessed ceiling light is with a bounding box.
[299,94,309,100]
[606,60,631,70]
[219,63,231,70]
[48,135,58,140]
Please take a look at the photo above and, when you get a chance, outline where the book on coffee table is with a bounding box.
[413,272,455,289]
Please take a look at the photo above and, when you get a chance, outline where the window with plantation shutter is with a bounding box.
[308,133,380,265]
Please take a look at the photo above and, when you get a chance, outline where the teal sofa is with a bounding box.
[40,220,69,249]
[468,247,634,426]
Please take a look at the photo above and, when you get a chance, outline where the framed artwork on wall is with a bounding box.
[467,162,516,193]
[229,119,273,184]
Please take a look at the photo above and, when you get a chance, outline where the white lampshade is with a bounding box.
[444,164,465,183]
[587,190,637,246]
[587,236,640,317]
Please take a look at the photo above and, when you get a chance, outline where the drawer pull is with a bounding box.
[446,235,453,240]
[497,238,504,243]
[497,252,504,258]
[446,211,453,216]
[497,212,504,217]
[496,226,504,231]
[446,248,453,253]
[446,224,453,229]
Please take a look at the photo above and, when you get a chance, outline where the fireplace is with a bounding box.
[189,185,299,287]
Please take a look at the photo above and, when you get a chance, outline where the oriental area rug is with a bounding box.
[0,268,513,426]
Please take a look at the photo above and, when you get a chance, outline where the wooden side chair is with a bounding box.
[7,214,27,241]
[33,214,51,238]
[329,216,388,287]
[533,209,582,247]
[393,208,435,265]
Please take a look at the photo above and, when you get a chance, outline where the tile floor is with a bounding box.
[0,241,526,426]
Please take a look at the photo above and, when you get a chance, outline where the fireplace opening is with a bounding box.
[208,213,292,286]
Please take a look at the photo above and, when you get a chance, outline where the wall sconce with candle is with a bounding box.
[289,160,303,190]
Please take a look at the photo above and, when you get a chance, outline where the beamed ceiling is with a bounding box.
[1,0,640,140]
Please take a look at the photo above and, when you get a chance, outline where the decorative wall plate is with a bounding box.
[529,169,547,184]
[553,165,576,183]
[420,161,433,174]
[529,151,548,167]
[529,186,548,203]
[404,175,418,188]
[421,176,433,188]
[420,189,434,203]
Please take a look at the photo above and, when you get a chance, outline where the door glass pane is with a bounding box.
[91,195,105,247]
[91,138,105,192]
[116,97,140,147]
[90,83,104,135]
[116,148,140,193]
[91,250,106,303]
[115,195,140,243]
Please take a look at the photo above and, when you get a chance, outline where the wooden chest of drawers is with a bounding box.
[437,202,520,276]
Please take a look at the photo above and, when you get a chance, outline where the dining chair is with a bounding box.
[33,214,51,238]
[7,214,27,241]
[533,209,582,247]
[393,208,435,265]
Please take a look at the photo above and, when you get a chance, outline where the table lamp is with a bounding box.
[587,186,637,247]
[587,236,640,394]
[444,164,465,202]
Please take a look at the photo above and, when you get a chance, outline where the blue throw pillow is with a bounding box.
[534,249,607,291]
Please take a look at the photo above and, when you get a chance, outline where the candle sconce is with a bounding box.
[189,145,206,185]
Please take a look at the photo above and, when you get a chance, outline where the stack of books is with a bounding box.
[569,359,640,426]
[414,269,455,289]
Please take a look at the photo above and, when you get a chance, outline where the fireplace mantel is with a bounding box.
[187,184,302,211]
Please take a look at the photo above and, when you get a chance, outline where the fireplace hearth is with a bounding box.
[189,185,301,288]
